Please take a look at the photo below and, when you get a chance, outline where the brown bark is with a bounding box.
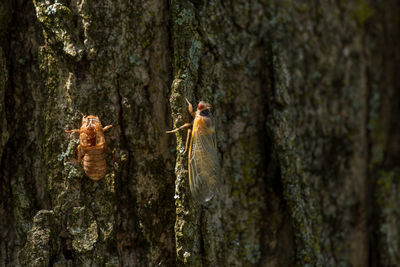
[0,0,399,266]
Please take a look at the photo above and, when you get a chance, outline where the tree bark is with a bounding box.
[0,0,399,266]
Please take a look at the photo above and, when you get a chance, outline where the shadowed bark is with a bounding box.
[0,0,399,266]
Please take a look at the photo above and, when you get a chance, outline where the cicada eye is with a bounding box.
[200,109,211,117]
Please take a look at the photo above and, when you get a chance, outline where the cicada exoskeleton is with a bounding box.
[65,115,113,180]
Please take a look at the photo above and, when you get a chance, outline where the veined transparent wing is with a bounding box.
[188,119,220,203]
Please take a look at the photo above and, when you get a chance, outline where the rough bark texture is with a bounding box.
[0,0,399,266]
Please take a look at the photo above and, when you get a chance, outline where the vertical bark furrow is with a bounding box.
[0,0,399,266]
[267,1,374,265]
[170,1,285,266]
[3,0,175,266]
[366,1,400,266]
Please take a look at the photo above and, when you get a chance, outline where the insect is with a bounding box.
[65,115,113,180]
[166,99,220,203]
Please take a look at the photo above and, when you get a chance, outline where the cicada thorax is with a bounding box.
[197,112,215,131]
[87,128,97,146]
[79,116,107,180]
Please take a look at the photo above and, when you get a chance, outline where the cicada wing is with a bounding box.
[189,124,220,203]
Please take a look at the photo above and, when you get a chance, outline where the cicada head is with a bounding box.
[81,115,102,146]
[196,101,214,129]
[82,115,102,129]
[197,101,212,113]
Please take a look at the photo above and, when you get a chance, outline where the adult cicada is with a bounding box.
[167,99,220,203]
[65,115,113,180]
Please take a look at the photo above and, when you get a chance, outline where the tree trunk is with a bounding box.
[0,0,399,266]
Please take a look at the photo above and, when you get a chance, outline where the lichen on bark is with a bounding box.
[19,210,58,266]
[170,1,285,266]
[2,0,174,266]
[1,0,400,266]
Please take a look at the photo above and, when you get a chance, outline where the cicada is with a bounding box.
[65,115,113,180]
[167,99,220,203]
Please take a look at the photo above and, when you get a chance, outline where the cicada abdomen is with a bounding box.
[83,147,107,181]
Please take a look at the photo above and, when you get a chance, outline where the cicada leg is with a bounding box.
[96,142,105,150]
[165,123,192,134]
[103,125,112,131]
[182,128,191,155]
[65,129,81,134]
[77,144,83,163]
[186,98,195,117]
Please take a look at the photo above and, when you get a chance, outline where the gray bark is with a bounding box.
[0,0,399,266]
